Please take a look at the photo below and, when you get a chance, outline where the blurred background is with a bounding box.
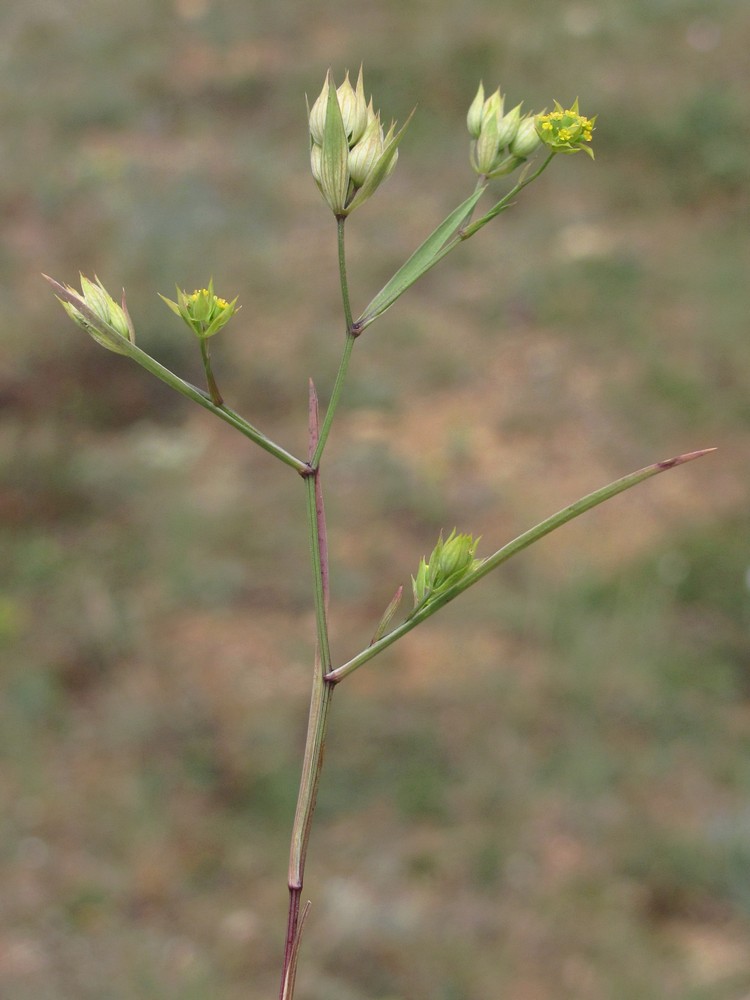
[1,0,749,997]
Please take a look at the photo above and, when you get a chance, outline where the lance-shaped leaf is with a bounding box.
[325,448,717,683]
[354,186,486,332]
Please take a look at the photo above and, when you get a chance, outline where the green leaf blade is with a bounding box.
[355,186,486,331]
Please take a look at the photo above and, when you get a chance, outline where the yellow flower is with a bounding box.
[536,100,596,158]
[160,278,239,339]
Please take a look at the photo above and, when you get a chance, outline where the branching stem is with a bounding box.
[279,383,337,999]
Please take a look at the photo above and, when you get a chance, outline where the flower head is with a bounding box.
[536,100,596,158]
[468,83,539,178]
[45,273,135,354]
[160,279,239,339]
[308,68,410,216]
[411,530,483,613]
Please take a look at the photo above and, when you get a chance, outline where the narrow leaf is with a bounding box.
[326,447,716,683]
[355,186,487,331]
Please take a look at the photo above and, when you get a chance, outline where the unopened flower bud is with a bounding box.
[46,273,135,355]
[509,116,542,158]
[437,531,479,580]
[466,82,485,139]
[308,67,410,217]
[473,106,501,175]
[482,89,504,126]
[495,103,522,149]
[411,530,483,612]
[308,77,331,146]
[336,69,368,145]
[469,85,533,178]
[347,113,384,187]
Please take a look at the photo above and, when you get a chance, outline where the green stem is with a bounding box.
[456,176,489,232]
[305,472,333,670]
[325,448,715,683]
[285,651,334,888]
[310,218,357,469]
[336,215,354,332]
[279,216,359,994]
[311,333,356,470]
[279,220,358,996]
[280,468,336,1000]
[281,654,334,999]
[458,153,555,240]
[352,159,554,336]
[199,337,223,406]
[120,339,307,473]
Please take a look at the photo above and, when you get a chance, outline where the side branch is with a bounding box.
[325,448,716,684]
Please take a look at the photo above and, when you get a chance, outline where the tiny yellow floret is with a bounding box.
[536,100,596,158]
[159,278,239,339]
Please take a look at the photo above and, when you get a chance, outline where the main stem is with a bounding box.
[279,216,357,999]
[279,468,336,1000]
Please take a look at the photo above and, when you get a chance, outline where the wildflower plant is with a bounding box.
[47,69,712,999]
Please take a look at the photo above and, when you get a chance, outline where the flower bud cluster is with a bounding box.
[308,68,403,216]
[160,279,239,339]
[411,530,483,612]
[51,274,135,355]
[467,83,542,178]
[536,100,596,158]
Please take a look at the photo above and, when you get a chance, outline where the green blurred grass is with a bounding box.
[1,0,749,997]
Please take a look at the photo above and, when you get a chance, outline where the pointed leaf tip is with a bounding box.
[657,447,717,470]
